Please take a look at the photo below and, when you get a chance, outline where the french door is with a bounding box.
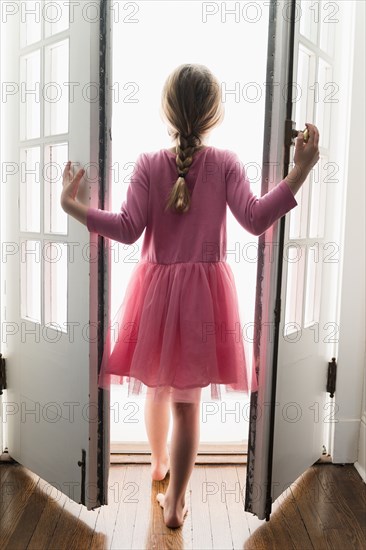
[245,0,355,520]
[1,0,107,509]
[1,0,355,520]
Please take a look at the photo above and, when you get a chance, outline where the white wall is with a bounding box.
[332,0,366,468]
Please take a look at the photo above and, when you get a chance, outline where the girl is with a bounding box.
[61,64,320,529]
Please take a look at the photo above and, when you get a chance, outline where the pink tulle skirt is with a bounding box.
[97,260,258,403]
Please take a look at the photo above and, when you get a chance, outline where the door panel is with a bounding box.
[1,0,104,509]
[272,0,349,502]
[244,0,355,520]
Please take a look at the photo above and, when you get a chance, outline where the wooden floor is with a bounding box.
[0,461,365,549]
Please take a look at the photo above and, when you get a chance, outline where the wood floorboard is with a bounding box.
[313,464,365,548]
[0,465,39,548]
[110,464,142,549]
[4,476,46,550]
[190,464,213,549]
[27,480,68,550]
[315,463,366,510]
[220,465,251,549]
[289,471,331,549]
[206,465,234,549]
[0,462,365,549]
[275,487,313,549]
[47,491,84,549]
[90,461,127,550]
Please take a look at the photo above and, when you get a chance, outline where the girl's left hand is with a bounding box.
[61,161,85,210]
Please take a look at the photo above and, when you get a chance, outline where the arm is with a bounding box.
[63,200,89,226]
[285,123,319,194]
[283,163,311,195]
[86,153,149,244]
[225,150,299,237]
[61,163,89,225]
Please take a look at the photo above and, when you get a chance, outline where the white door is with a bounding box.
[245,0,355,520]
[1,0,105,509]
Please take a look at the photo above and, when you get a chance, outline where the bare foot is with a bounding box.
[156,492,188,528]
[151,450,170,481]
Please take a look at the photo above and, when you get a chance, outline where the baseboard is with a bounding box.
[354,413,366,482]
[354,460,366,482]
[333,418,361,463]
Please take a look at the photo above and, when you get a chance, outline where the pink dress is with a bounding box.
[86,146,298,403]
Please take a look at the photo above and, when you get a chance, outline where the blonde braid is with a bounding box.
[165,133,201,214]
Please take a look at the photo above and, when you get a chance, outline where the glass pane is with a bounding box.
[294,44,316,130]
[44,241,68,333]
[316,58,332,150]
[20,50,41,141]
[20,147,41,232]
[284,245,305,336]
[44,142,68,234]
[20,0,42,49]
[304,244,322,327]
[20,239,41,323]
[300,0,318,44]
[44,0,70,37]
[309,154,327,238]
[319,0,336,58]
[44,39,69,136]
[288,170,310,240]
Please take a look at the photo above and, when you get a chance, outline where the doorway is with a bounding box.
[108,1,271,453]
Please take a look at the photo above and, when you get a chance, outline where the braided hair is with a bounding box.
[160,64,224,214]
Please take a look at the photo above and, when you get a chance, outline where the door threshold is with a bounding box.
[110,441,248,464]
[110,453,247,465]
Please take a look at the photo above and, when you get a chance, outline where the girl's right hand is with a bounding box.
[293,123,320,171]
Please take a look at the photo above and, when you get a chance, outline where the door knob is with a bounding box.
[292,127,309,143]
[285,119,310,147]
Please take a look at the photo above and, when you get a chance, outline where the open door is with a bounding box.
[245,0,356,520]
[1,0,109,509]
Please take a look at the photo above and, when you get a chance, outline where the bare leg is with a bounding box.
[144,387,171,481]
[156,388,202,528]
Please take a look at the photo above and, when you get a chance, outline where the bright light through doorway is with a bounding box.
[109,1,270,445]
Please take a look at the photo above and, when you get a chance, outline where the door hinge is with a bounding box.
[326,357,337,397]
[0,353,7,395]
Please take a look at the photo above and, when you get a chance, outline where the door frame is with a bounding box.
[91,0,113,506]
[331,0,365,466]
